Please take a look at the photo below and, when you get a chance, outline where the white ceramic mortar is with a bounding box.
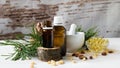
[66,32,85,53]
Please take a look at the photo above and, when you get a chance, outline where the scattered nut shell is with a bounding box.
[51,60,56,63]
[56,62,60,65]
[71,60,76,63]
[89,56,93,59]
[108,50,114,53]
[47,61,51,64]
[47,60,64,66]
[51,62,56,66]
[72,53,76,56]
[82,57,87,61]
[101,52,107,56]
[30,61,35,68]
[79,55,85,59]
[58,60,64,64]
[75,52,80,57]
[80,51,85,54]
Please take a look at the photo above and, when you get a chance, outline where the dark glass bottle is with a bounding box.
[53,16,66,56]
[42,20,53,48]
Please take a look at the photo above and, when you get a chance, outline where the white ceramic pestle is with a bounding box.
[68,24,77,35]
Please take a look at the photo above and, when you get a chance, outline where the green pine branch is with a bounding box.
[0,25,42,61]
[77,26,98,50]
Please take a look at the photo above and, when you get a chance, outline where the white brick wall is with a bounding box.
[0,0,120,38]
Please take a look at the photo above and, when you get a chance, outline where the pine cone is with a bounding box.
[35,22,43,35]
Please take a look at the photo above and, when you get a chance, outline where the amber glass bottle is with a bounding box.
[42,20,53,48]
[53,16,66,56]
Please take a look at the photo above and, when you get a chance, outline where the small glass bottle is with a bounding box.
[42,20,53,48]
[53,16,66,56]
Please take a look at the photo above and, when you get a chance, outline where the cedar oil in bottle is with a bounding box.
[42,20,53,48]
[53,16,66,56]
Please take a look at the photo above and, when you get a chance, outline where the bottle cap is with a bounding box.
[53,16,64,25]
